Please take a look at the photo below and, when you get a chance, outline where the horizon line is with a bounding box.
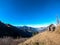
[14,24,56,28]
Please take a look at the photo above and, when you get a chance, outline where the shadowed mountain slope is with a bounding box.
[0,21,32,38]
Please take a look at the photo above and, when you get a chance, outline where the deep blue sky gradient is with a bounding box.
[0,0,60,26]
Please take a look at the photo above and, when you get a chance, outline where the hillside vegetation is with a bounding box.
[18,26,60,45]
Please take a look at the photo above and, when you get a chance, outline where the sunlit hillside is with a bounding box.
[18,25,60,45]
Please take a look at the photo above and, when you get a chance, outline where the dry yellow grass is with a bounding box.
[18,26,60,45]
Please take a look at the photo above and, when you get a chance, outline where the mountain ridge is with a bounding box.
[0,21,32,38]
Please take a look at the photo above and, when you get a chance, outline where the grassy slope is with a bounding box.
[18,26,60,45]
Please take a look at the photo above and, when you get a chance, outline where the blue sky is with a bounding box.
[0,0,60,27]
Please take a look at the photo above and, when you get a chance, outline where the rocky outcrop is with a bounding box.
[48,24,55,31]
